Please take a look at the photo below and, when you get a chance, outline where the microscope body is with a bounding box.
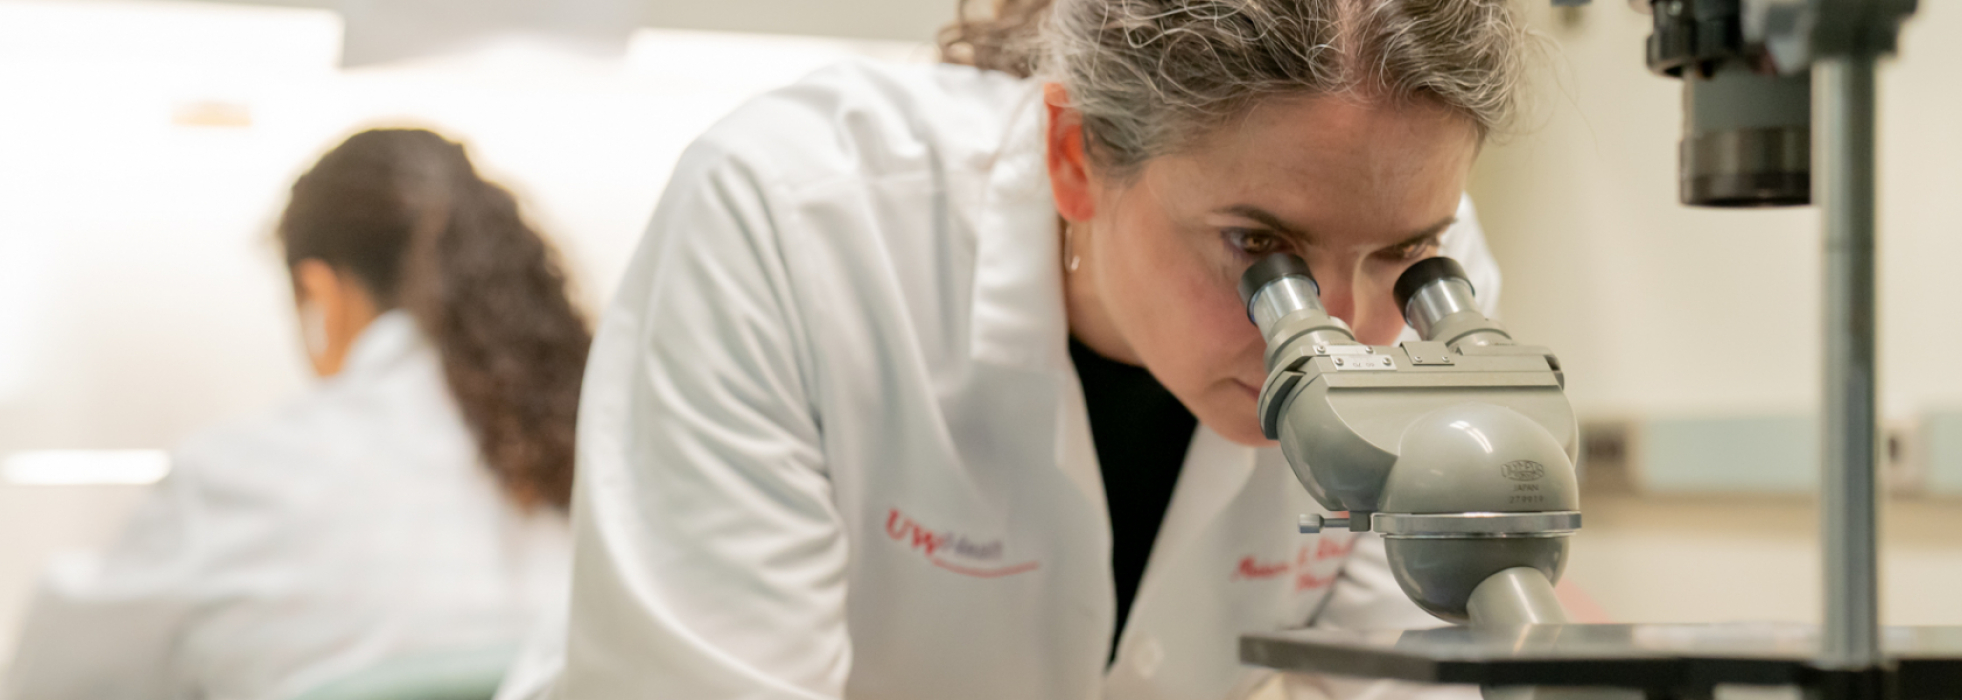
[1243,256,1582,623]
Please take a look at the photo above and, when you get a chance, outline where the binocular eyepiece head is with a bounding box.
[1237,253,1481,341]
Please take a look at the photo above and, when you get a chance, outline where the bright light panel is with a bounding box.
[626,27,928,88]
[2,450,171,486]
[0,0,340,74]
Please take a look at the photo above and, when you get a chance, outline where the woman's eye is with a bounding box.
[1224,228,1286,258]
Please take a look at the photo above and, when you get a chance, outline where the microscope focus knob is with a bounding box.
[1298,513,1352,534]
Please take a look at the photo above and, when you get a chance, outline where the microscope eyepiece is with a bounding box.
[1396,257,1493,342]
[1238,253,1315,308]
[1393,257,1472,312]
[1239,253,1328,341]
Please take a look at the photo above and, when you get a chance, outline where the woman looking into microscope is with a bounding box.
[533,1,1517,698]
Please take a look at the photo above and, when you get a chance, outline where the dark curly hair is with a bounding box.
[278,128,591,510]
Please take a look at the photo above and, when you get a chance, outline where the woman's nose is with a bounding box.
[1306,261,1356,324]
[1307,259,1401,344]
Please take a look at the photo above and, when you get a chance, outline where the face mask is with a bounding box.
[299,301,328,363]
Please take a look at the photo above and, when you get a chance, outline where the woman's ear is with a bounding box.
[1043,83,1097,223]
[292,259,379,378]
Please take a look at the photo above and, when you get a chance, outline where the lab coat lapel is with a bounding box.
[1145,428,1259,582]
[969,88,1064,372]
[959,85,1116,669]
[964,88,1108,520]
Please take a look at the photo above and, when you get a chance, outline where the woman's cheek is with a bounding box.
[1165,249,1236,322]
[1205,291,1267,375]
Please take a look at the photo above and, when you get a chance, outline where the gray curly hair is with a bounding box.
[940,0,1529,177]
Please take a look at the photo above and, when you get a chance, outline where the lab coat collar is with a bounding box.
[968,86,1067,374]
[962,86,1117,551]
[338,310,426,381]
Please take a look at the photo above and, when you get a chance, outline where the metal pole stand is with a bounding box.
[1815,48,1884,700]
[1808,0,1918,693]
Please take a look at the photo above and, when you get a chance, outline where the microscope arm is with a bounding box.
[1469,567,1569,625]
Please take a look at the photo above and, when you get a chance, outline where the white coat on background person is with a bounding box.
[4,313,570,700]
[5,128,592,700]
[521,54,1507,700]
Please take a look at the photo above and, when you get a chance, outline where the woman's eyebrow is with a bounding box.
[1395,216,1459,248]
[1214,207,1459,248]
[1216,204,1314,244]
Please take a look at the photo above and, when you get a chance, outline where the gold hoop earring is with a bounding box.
[1064,224,1082,273]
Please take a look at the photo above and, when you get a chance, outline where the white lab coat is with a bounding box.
[542,60,1501,700]
[4,312,571,700]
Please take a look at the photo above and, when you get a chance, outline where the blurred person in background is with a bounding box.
[3,129,591,700]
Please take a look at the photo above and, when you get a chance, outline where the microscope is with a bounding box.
[1236,2,1952,699]
[1239,254,1581,626]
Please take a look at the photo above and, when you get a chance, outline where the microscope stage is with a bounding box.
[1241,624,1962,696]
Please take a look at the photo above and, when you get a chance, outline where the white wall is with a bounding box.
[1469,0,1962,420]
[1470,2,1962,626]
[1566,494,1962,626]
[200,0,959,43]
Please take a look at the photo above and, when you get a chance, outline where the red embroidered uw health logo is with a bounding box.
[885,508,1040,579]
[1231,531,1356,593]
[1232,557,1290,580]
